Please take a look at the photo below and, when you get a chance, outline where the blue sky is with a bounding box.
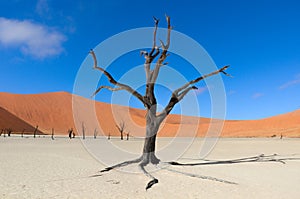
[0,0,300,120]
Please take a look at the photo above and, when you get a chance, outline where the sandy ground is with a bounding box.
[1,136,300,199]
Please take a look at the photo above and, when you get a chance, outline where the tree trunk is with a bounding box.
[141,112,161,165]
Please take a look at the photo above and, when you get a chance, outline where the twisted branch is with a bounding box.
[90,50,146,106]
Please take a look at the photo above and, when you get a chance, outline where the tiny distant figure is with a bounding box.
[108,133,111,140]
[126,133,129,140]
[68,128,74,139]
[280,134,283,139]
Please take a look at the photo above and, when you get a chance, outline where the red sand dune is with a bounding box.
[0,92,299,137]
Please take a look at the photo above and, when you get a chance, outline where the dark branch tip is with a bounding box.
[146,179,159,190]
[140,51,148,57]
[153,16,159,25]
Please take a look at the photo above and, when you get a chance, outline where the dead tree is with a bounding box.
[51,128,54,140]
[91,16,230,189]
[0,129,3,136]
[33,125,38,138]
[7,128,12,137]
[126,133,129,141]
[94,128,98,139]
[68,128,74,139]
[81,122,86,140]
[115,121,126,140]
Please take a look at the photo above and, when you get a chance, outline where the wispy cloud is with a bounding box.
[35,0,50,18]
[0,17,66,59]
[252,92,264,99]
[279,74,300,90]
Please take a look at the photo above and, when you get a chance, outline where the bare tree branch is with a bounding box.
[142,15,172,110]
[142,17,160,85]
[149,16,159,56]
[92,86,123,97]
[158,65,230,119]
[177,86,198,101]
[174,65,230,95]
[151,15,171,84]
[89,50,146,105]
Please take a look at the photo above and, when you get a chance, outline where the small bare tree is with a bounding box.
[81,122,86,140]
[68,128,74,139]
[7,128,12,137]
[91,16,230,189]
[94,128,98,139]
[51,128,54,140]
[21,129,25,138]
[115,121,126,140]
[33,125,38,138]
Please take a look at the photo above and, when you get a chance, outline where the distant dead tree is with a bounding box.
[91,16,230,189]
[68,128,74,139]
[108,132,111,140]
[94,128,98,139]
[7,128,12,137]
[21,129,25,138]
[81,122,86,139]
[115,121,126,140]
[0,129,3,136]
[51,128,54,140]
[33,125,38,138]
[126,132,129,141]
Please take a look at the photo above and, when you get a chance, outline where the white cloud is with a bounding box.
[252,92,264,99]
[0,17,66,59]
[279,74,300,90]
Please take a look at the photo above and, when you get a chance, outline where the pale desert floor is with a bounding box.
[1,136,300,199]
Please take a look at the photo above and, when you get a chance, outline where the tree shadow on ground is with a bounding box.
[91,153,300,190]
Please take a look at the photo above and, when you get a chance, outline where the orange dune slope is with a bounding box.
[0,92,299,137]
[0,107,44,135]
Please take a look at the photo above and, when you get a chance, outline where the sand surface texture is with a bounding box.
[1,137,300,198]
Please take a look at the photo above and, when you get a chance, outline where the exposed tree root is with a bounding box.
[139,164,159,190]
[100,157,142,173]
[94,154,300,190]
[98,156,160,190]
